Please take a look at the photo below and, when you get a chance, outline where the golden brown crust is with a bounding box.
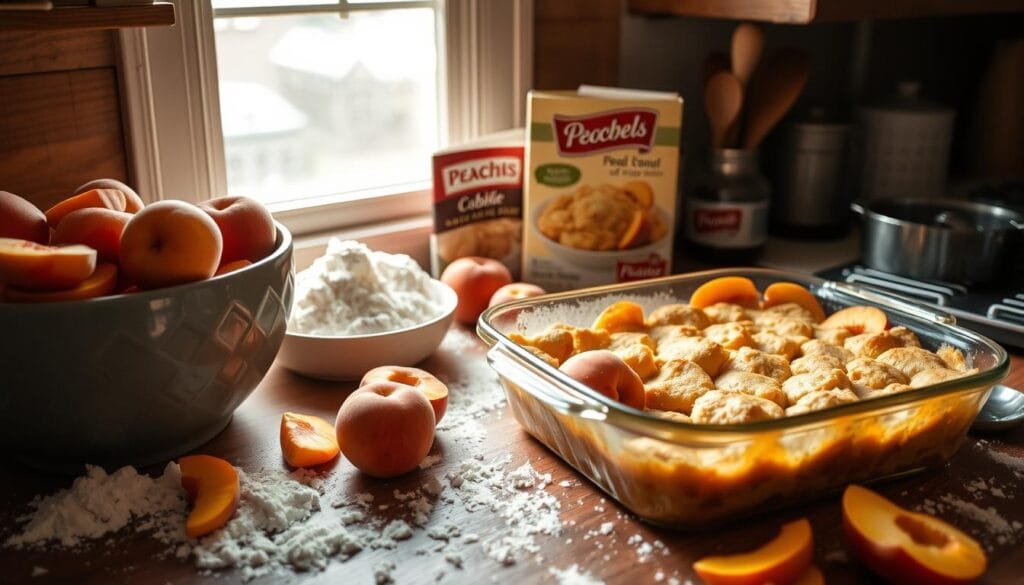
[877,347,949,379]
[691,390,785,424]
[644,359,716,414]
[507,296,980,425]
[645,304,711,329]
[714,370,788,407]
[722,347,792,384]
[657,335,729,378]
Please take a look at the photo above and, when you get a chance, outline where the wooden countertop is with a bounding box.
[2,325,1023,584]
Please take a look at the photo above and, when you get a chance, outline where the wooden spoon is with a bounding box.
[731,22,764,86]
[742,48,810,149]
[704,71,744,149]
[702,52,730,86]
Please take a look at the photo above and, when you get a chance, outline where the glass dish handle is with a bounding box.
[487,343,608,420]
[824,281,957,326]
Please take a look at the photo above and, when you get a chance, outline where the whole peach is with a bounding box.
[559,350,646,409]
[488,282,546,308]
[119,200,223,290]
[440,256,513,324]
[0,191,48,244]
[335,381,436,478]
[75,178,145,213]
[197,195,276,264]
[51,207,132,263]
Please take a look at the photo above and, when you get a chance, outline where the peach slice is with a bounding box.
[4,263,117,303]
[44,188,128,227]
[689,276,761,309]
[178,454,239,539]
[592,300,646,333]
[617,210,652,250]
[0,238,96,291]
[693,517,814,585]
[280,412,340,468]
[821,306,888,334]
[763,282,826,323]
[623,180,654,208]
[843,485,987,585]
[360,365,449,425]
[75,179,145,213]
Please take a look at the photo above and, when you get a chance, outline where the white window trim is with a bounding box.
[117,0,532,240]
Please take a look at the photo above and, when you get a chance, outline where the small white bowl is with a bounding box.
[277,279,457,381]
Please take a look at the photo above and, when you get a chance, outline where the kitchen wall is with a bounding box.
[618,11,1024,183]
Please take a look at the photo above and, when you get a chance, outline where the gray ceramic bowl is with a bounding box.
[0,223,294,470]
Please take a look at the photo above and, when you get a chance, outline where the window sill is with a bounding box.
[291,213,434,273]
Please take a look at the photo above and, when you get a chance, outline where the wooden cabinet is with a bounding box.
[0,4,174,210]
[630,0,1024,24]
[0,30,129,210]
[0,3,174,31]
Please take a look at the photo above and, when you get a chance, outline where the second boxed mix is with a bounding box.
[522,87,684,291]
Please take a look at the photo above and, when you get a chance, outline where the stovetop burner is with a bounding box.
[816,264,1024,349]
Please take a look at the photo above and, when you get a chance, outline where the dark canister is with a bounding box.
[767,109,851,238]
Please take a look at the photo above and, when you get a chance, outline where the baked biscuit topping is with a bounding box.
[509,284,979,425]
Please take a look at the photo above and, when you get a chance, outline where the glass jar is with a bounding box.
[684,148,770,264]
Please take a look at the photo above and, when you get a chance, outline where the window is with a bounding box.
[119,0,531,237]
[211,2,440,207]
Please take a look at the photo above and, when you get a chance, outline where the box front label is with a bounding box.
[523,92,683,292]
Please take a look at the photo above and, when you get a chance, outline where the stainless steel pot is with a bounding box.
[851,198,1024,285]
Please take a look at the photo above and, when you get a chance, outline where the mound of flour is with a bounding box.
[288,239,444,336]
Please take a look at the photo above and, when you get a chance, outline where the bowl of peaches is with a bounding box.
[0,181,293,469]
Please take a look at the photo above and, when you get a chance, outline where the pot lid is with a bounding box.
[862,198,1024,232]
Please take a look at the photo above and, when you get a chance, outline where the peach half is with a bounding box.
[762,282,826,323]
[178,454,239,539]
[821,306,888,334]
[0,238,96,291]
[592,300,646,333]
[842,485,987,585]
[560,350,646,409]
[693,517,814,585]
[360,365,449,425]
[689,276,761,309]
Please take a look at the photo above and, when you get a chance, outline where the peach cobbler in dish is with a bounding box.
[492,276,1000,527]
[536,181,666,251]
[510,278,976,424]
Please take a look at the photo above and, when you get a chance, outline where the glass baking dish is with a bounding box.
[477,268,1009,528]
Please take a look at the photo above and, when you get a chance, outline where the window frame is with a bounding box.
[117,0,532,238]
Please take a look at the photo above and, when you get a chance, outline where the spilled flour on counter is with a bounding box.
[4,329,573,582]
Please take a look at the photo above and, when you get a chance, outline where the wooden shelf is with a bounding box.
[0,2,174,30]
[629,0,1024,24]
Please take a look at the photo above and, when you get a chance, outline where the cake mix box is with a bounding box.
[523,87,684,291]
[430,128,525,279]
